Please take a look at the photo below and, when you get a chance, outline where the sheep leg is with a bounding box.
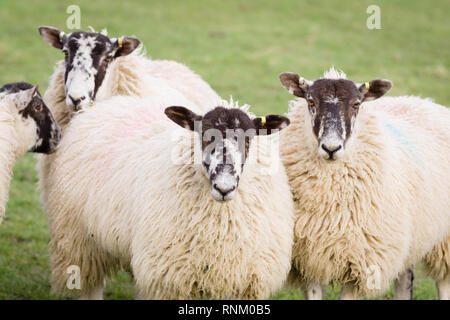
[79,280,105,300]
[423,237,450,300]
[49,233,108,299]
[436,277,450,300]
[339,282,359,300]
[394,266,414,300]
[304,282,323,300]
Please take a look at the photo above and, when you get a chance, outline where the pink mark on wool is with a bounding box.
[112,102,168,139]
[96,101,170,166]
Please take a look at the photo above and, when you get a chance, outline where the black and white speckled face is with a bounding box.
[0,82,60,154]
[165,106,290,202]
[280,71,392,161]
[200,108,255,201]
[38,26,140,111]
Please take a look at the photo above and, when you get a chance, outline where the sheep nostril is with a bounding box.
[321,144,342,158]
[68,95,86,106]
[213,184,235,196]
[69,96,80,106]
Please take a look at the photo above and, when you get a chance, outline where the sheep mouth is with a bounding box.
[46,139,60,154]
[210,188,237,202]
[68,99,94,112]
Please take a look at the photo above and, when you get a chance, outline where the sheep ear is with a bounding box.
[253,115,290,135]
[38,26,65,49]
[279,72,310,98]
[114,37,141,57]
[14,85,39,110]
[165,106,202,131]
[359,79,393,102]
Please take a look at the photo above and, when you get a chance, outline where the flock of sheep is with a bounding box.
[0,26,448,300]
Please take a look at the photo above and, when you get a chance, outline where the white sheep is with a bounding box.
[40,95,294,299]
[0,82,60,223]
[278,68,450,299]
[38,26,221,127]
[37,26,214,209]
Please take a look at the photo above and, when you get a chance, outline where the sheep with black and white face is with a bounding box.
[0,82,60,222]
[279,67,450,300]
[43,95,294,300]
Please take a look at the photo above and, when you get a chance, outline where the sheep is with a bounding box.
[278,68,450,299]
[38,26,221,129]
[37,26,215,209]
[0,82,60,223]
[40,95,294,299]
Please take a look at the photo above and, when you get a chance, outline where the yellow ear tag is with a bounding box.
[298,78,304,85]
[365,82,370,90]
[261,116,266,126]
[118,37,123,48]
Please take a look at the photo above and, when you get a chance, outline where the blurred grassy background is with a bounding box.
[0,0,448,299]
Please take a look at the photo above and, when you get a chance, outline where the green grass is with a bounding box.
[0,0,448,299]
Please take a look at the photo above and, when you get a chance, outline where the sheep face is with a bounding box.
[38,26,140,111]
[279,71,392,161]
[0,82,61,154]
[165,106,289,202]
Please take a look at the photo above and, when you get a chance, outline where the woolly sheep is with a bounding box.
[41,95,294,299]
[278,68,450,299]
[0,82,60,223]
[37,26,214,208]
[38,26,221,128]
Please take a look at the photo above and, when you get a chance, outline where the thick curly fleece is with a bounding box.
[40,96,294,299]
[281,95,450,297]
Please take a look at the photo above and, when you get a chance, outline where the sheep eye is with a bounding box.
[308,99,315,106]
[62,49,68,55]
[353,102,361,109]
[34,105,42,112]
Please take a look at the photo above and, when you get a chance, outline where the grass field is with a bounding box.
[0,0,448,299]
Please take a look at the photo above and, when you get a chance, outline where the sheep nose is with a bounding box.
[213,183,236,197]
[321,143,342,158]
[69,95,86,106]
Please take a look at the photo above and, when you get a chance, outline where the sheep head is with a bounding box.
[165,106,289,202]
[280,69,392,161]
[38,26,140,111]
[0,82,60,154]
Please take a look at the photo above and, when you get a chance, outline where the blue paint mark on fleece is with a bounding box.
[385,123,409,148]
[384,122,420,166]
